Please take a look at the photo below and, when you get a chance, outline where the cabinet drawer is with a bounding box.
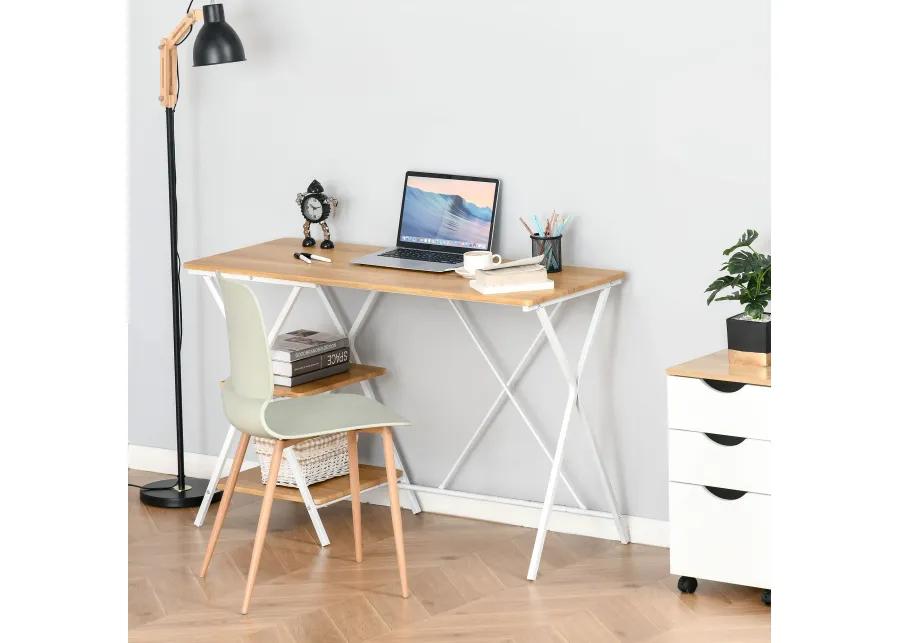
[667,375,770,440]
[669,429,770,494]
[669,482,771,589]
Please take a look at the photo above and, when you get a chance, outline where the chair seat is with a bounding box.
[263,393,410,440]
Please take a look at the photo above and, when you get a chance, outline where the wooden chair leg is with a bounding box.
[241,439,285,614]
[381,427,409,598]
[347,431,363,563]
[200,432,251,578]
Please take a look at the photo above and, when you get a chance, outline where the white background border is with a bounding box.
[774,1,900,640]
[6,1,900,639]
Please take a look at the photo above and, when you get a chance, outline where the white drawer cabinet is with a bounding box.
[665,351,771,606]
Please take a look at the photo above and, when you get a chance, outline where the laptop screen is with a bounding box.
[397,172,499,252]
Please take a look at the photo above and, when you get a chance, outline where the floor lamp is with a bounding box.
[140,2,246,508]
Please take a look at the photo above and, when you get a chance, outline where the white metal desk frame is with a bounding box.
[190,269,629,580]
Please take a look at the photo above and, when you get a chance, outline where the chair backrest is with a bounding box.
[217,274,274,436]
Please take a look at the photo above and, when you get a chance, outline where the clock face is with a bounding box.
[301,194,327,222]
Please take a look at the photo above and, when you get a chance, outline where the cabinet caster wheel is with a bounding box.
[320,239,335,250]
[761,589,770,606]
[677,576,698,594]
[302,237,316,247]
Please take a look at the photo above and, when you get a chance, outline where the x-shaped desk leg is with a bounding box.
[447,300,588,509]
[574,293,629,545]
[526,287,628,580]
[439,303,564,490]
[316,287,422,514]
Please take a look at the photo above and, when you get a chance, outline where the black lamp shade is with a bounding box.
[193,4,246,67]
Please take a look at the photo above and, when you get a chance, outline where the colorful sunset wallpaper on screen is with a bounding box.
[399,176,497,249]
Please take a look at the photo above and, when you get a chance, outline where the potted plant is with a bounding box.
[705,229,771,365]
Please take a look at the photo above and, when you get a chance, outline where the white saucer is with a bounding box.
[454,267,476,279]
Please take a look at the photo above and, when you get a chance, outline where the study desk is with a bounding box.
[185,237,628,580]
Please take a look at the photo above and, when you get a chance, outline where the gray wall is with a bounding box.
[129,0,769,521]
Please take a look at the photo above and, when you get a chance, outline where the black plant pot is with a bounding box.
[726,313,771,366]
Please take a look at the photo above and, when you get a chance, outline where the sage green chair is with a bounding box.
[198,275,412,614]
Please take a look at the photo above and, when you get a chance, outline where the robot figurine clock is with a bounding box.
[296,179,338,249]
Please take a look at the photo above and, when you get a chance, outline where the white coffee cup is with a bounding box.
[463,250,502,273]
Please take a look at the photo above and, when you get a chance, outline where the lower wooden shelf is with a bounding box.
[218,464,402,507]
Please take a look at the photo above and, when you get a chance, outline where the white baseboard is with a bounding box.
[128,443,260,480]
[128,444,668,548]
[362,487,668,547]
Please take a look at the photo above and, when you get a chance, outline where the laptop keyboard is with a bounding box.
[379,248,462,264]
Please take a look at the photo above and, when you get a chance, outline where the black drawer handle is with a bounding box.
[705,432,747,446]
[703,379,745,393]
[705,486,747,500]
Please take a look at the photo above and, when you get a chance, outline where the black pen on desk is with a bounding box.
[293,251,332,264]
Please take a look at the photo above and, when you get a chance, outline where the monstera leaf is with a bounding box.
[723,229,759,256]
[745,302,766,320]
[706,229,770,319]
[705,275,738,304]
[725,250,770,276]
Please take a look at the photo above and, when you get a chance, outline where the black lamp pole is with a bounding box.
[140,3,246,508]
[167,105,186,491]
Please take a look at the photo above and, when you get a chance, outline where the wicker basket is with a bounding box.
[254,433,350,488]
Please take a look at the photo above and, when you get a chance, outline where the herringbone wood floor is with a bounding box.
[129,469,770,642]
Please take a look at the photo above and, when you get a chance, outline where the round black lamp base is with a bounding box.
[139,477,222,508]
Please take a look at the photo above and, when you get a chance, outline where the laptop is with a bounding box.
[352,171,500,272]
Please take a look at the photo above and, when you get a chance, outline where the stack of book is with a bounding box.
[469,256,555,294]
[270,329,351,387]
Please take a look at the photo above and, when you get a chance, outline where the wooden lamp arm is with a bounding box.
[159,9,204,109]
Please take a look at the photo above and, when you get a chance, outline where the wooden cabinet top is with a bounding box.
[666,350,771,387]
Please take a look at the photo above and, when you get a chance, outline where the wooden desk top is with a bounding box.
[666,350,771,387]
[184,238,625,308]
